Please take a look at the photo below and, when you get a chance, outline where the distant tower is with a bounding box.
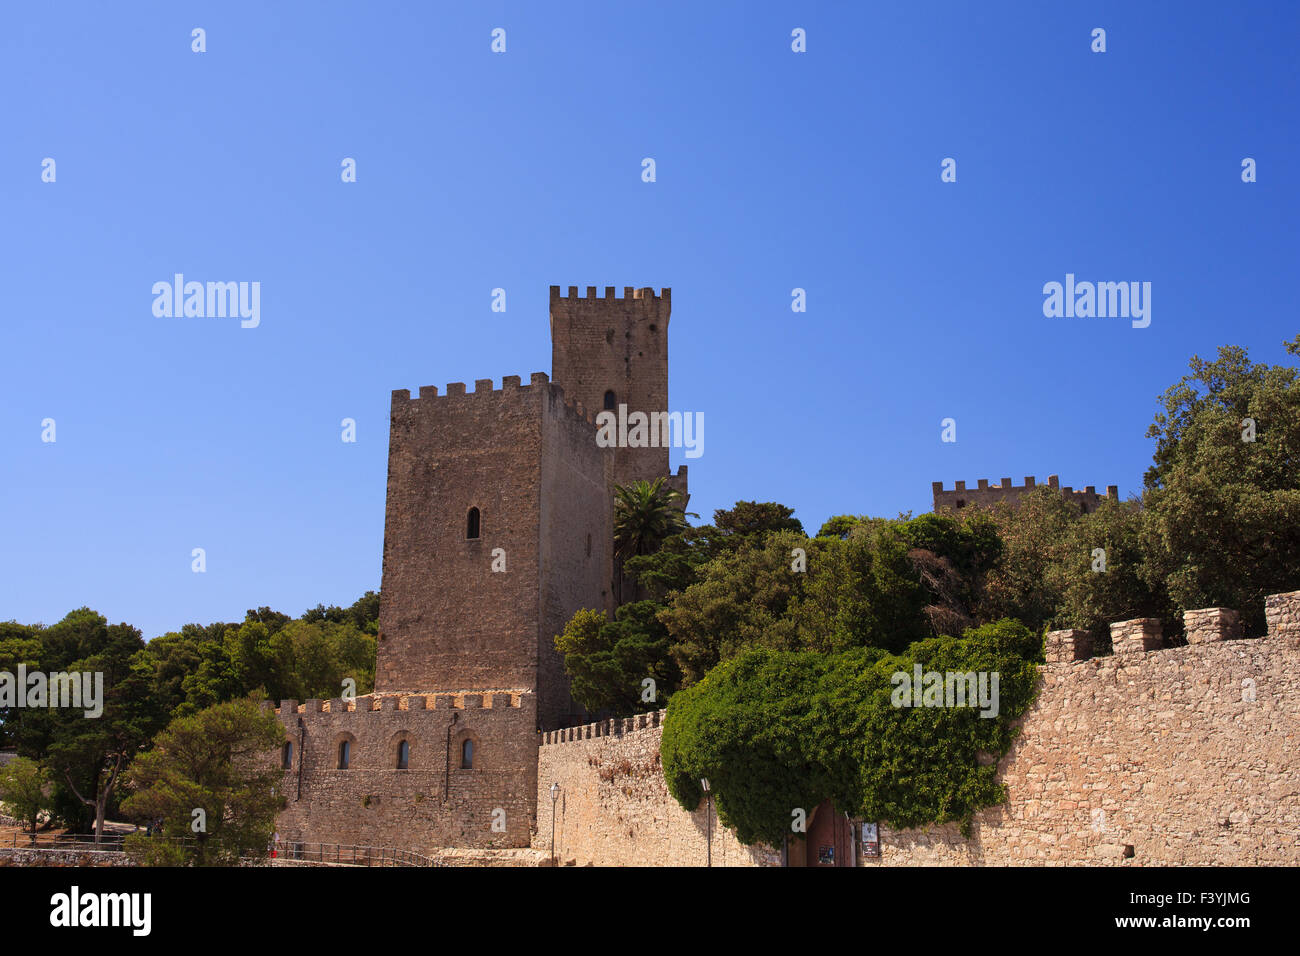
[550,286,673,490]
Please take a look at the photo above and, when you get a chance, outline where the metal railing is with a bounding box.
[276,841,442,867]
[4,830,441,866]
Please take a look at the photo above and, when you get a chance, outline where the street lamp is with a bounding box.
[701,778,712,867]
[549,782,561,866]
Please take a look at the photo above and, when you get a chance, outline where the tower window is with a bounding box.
[461,739,474,769]
[397,740,409,770]
[466,507,481,539]
[338,740,351,770]
[956,499,966,509]
[586,533,592,557]
[282,741,294,769]
[603,390,617,411]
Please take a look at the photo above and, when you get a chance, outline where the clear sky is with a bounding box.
[2,2,1296,640]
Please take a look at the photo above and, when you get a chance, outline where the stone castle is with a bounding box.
[269,286,1300,866]
[932,476,1119,513]
[273,285,686,852]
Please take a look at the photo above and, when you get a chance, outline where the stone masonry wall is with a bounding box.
[549,286,671,490]
[933,475,1117,513]
[533,711,780,867]
[275,692,539,850]
[869,591,1300,865]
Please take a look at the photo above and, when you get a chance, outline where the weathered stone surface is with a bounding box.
[534,710,779,867]
[1110,617,1163,655]
[1045,629,1092,663]
[1184,607,1242,644]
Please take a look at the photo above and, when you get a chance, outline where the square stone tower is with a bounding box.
[376,374,613,731]
[549,285,673,490]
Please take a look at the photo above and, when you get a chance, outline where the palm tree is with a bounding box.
[612,478,695,601]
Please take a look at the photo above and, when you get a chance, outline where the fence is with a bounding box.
[5,830,439,866]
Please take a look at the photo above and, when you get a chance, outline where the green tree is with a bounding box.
[661,619,1040,847]
[0,756,52,838]
[121,697,286,866]
[554,603,682,714]
[1140,336,1300,633]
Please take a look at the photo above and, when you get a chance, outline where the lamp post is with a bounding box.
[701,777,712,867]
[549,782,561,866]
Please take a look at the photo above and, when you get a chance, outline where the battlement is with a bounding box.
[932,475,1118,513]
[1044,591,1299,664]
[550,285,670,304]
[389,373,603,428]
[279,690,532,716]
[541,708,666,745]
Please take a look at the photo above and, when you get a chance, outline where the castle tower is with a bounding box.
[375,374,613,731]
[550,286,672,490]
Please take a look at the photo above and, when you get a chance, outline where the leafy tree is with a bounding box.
[661,620,1040,847]
[41,615,160,840]
[0,756,52,837]
[1058,499,1173,648]
[712,501,803,538]
[554,603,682,715]
[121,697,286,866]
[1140,336,1300,633]
[979,488,1080,633]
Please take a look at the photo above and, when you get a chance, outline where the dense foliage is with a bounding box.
[660,620,1041,846]
[121,697,286,866]
[0,592,377,834]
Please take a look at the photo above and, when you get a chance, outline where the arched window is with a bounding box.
[282,741,294,769]
[338,740,351,770]
[397,740,409,770]
[603,390,617,411]
[461,739,474,769]
[466,507,481,539]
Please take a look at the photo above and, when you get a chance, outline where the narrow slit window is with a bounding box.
[338,740,350,770]
[466,507,481,539]
[282,741,293,769]
[461,739,474,769]
[603,390,617,411]
[397,740,409,770]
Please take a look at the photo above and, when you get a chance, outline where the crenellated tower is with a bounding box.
[549,286,676,492]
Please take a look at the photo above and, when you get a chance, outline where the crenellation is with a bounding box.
[933,474,1117,513]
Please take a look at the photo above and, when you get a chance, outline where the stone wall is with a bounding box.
[549,286,672,490]
[274,692,539,850]
[868,592,1300,865]
[932,475,1117,513]
[533,710,779,867]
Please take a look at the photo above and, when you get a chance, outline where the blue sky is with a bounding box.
[2,2,1296,640]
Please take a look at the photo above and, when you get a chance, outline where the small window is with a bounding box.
[956,499,966,509]
[282,741,294,769]
[461,739,474,770]
[338,740,350,770]
[397,740,409,770]
[603,390,617,411]
[467,507,481,539]
[586,533,592,557]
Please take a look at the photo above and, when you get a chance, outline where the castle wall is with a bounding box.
[550,286,672,489]
[869,592,1300,865]
[377,377,547,694]
[532,711,780,867]
[538,385,615,729]
[537,592,1300,867]
[932,475,1118,513]
[275,693,539,850]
